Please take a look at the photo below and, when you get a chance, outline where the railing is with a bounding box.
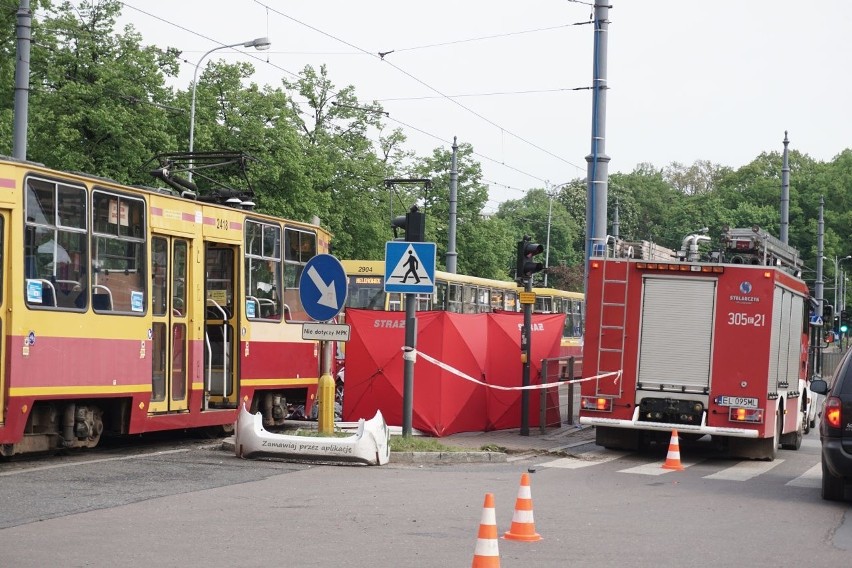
[538,356,583,434]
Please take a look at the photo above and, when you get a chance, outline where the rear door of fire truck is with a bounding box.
[638,277,716,394]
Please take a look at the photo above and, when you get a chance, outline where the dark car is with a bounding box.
[810,348,852,501]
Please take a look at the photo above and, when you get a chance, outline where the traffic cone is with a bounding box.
[502,472,542,542]
[472,493,500,568]
[661,429,685,471]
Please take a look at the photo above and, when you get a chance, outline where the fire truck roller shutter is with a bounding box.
[637,277,716,393]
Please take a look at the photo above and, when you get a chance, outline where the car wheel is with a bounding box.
[821,460,845,501]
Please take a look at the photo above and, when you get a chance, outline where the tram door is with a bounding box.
[0,213,6,424]
[204,244,239,409]
[149,236,189,413]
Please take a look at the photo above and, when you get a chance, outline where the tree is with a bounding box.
[24,0,180,183]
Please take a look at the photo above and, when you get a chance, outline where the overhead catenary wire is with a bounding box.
[116,0,582,194]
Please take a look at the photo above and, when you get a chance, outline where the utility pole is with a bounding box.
[446,137,459,274]
[780,132,791,244]
[12,0,32,160]
[585,2,611,297]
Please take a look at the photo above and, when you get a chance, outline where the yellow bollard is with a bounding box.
[317,372,335,435]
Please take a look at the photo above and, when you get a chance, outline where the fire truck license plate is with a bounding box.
[718,396,758,408]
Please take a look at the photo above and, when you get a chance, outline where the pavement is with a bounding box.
[221,421,597,465]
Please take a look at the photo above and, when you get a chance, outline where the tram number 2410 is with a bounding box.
[727,312,766,327]
[216,218,230,230]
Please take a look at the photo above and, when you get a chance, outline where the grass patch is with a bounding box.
[390,435,467,452]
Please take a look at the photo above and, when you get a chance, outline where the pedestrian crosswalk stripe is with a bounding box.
[786,463,821,488]
[704,459,783,481]
[387,244,433,287]
[618,460,699,476]
[538,449,629,469]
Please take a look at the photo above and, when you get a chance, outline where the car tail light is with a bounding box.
[825,396,842,429]
[581,396,613,412]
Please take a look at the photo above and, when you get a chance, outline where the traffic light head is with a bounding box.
[390,205,425,242]
[516,236,544,281]
[823,303,834,321]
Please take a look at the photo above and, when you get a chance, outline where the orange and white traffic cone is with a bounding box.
[661,429,685,471]
[502,472,542,542]
[472,493,500,568]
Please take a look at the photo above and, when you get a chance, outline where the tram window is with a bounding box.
[24,177,88,311]
[505,292,519,311]
[416,293,432,311]
[173,241,187,317]
[245,220,282,321]
[535,296,553,313]
[448,283,462,313]
[346,275,385,309]
[152,237,168,317]
[91,190,146,314]
[283,228,317,288]
[478,288,490,312]
[434,281,448,310]
[490,290,504,311]
[462,286,477,313]
[388,292,403,311]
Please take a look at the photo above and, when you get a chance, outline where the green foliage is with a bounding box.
[1,0,851,298]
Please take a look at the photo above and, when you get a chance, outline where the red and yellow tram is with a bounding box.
[0,156,329,455]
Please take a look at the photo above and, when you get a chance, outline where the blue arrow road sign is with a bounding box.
[384,241,436,294]
[298,254,348,321]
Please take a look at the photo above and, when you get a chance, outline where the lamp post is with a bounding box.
[834,255,852,317]
[188,36,271,181]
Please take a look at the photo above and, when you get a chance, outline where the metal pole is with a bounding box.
[520,277,532,436]
[780,132,790,244]
[12,0,32,160]
[402,293,417,437]
[584,2,611,299]
[544,191,553,287]
[446,137,458,273]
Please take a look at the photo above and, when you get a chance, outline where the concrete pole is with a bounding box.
[584,2,611,297]
[446,137,458,273]
[12,0,32,160]
[816,197,824,307]
[544,190,553,287]
[780,132,790,244]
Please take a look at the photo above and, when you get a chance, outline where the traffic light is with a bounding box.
[516,236,544,282]
[391,205,425,242]
[842,310,849,334]
[823,303,834,321]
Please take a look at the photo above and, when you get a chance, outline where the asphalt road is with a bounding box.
[0,430,849,568]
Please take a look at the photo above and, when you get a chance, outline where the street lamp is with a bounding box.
[188,37,271,181]
[834,255,852,316]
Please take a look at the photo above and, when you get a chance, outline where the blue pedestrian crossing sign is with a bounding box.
[298,254,348,321]
[384,242,436,294]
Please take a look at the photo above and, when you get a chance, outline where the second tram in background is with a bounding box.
[340,259,584,362]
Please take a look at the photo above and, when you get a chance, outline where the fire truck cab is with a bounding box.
[580,227,810,460]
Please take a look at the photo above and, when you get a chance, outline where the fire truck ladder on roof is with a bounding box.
[596,258,628,397]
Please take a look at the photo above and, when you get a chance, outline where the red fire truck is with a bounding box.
[579,227,812,460]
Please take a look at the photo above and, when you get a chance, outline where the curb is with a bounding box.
[220,438,507,464]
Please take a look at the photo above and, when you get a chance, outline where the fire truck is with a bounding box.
[579,227,812,460]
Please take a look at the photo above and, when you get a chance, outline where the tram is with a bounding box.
[0,156,330,455]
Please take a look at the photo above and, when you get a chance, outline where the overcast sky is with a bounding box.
[113,1,852,212]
